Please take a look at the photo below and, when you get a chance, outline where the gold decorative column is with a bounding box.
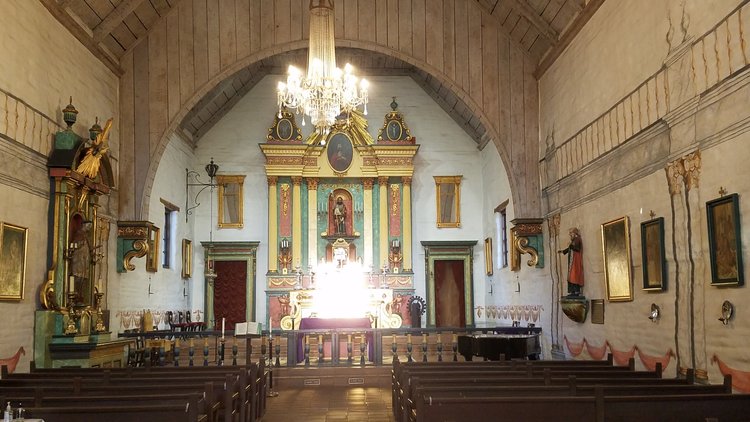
[292,176,303,268]
[363,178,374,267]
[402,176,413,272]
[307,178,318,266]
[378,176,389,269]
[267,176,279,273]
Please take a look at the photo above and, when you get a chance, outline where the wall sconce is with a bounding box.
[278,238,292,274]
[719,300,734,325]
[649,303,660,322]
[185,158,220,221]
[391,238,400,250]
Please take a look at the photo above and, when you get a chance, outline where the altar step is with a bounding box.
[272,365,391,388]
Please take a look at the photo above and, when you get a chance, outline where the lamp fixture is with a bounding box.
[185,158,220,282]
[185,158,220,221]
[277,0,368,137]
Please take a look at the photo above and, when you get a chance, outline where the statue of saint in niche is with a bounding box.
[334,196,347,235]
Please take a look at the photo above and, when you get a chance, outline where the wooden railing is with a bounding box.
[120,326,541,368]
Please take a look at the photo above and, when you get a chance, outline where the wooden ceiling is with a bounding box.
[41,0,604,142]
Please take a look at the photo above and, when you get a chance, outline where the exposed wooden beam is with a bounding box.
[38,0,123,75]
[508,0,559,44]
[92,0,147,42]
[534,0,606,79]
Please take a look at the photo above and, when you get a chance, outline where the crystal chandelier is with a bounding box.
[277,0,369,137]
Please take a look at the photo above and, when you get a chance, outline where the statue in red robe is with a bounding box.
[559,227,584,296]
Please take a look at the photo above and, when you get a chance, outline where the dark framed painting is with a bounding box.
[601,216,633,302]
[641,217,667,291]
[0,222,28,300]
[326,132,354,173]
[590,299,605,324]
[706,193,744,286]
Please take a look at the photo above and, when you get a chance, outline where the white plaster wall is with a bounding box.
[541,0,742,148]
[540,0,750,382]
[181,75,509,329]
[0,1,118,372]
[110,134,195,332]
[0,0,119,154]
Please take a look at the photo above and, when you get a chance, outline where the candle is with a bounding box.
[68,275,75,292]
[221,317,225,340]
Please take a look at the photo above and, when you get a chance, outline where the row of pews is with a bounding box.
[0,361,268,422]
[392,355,750,422]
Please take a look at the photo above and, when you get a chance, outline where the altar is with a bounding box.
[296,317,374,362]
[280,288,402,330]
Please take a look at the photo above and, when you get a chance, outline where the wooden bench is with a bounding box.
[413,391,750,422]
[1,364,266,422]
[402,375,731,422]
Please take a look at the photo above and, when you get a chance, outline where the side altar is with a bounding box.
[261,100,420,328]
[33,100,131,368]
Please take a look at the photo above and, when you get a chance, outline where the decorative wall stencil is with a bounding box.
[480,305,544,322]
[712,355,750,392]
[279,183,291,237]
[563,336,675,371]
[389,184,401,236]
[0,347,25,374]
[706,193,744,286]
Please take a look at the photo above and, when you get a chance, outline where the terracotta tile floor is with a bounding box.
[261,386,394,421]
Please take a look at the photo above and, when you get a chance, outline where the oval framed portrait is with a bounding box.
[327,133,354,173]
[387,120,402,140]
[277,118,293,141]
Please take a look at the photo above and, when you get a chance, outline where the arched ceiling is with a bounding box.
[40,0,604,78]
[178,48,494,147]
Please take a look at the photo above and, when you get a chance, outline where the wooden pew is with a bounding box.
[402,375,731,422]
[412,391,750,422]
[22,398,202,422]
[394,364,661,418]
[1,367,257,422]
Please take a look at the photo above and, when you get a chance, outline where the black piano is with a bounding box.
[458,333,541,361]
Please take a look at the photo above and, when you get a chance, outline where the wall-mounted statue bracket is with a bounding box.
[116,221,159,272]
[510,218,545,271]
[560,296,589,323]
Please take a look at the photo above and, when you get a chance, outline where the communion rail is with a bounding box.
[119,326,541,368]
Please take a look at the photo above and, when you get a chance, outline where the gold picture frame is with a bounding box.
[0,222,28,300]
[217,175,245,229]
[601,216,633,302]
[146,226,160,272]
[434,176,462,228]
[182,239,192,279]
[484,237,493,275]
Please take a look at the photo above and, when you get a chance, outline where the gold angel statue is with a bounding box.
[76,117,113,179]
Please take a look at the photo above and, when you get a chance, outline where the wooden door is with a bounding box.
[213,260,247,330]
[434,260,466,327]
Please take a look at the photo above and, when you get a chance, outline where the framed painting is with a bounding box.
[706,193,744,286]
[641,217,667,291]
[434,176,462,228]
[0,222,28,300]
[601,216,633,302]
[484,237,493,275]
[590,299,605,324]
[146,226,160,273]
[327,132,354,173]
[217,175,245,229]
[182,239,192,279]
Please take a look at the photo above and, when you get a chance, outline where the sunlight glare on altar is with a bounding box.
[309,260,371,319]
